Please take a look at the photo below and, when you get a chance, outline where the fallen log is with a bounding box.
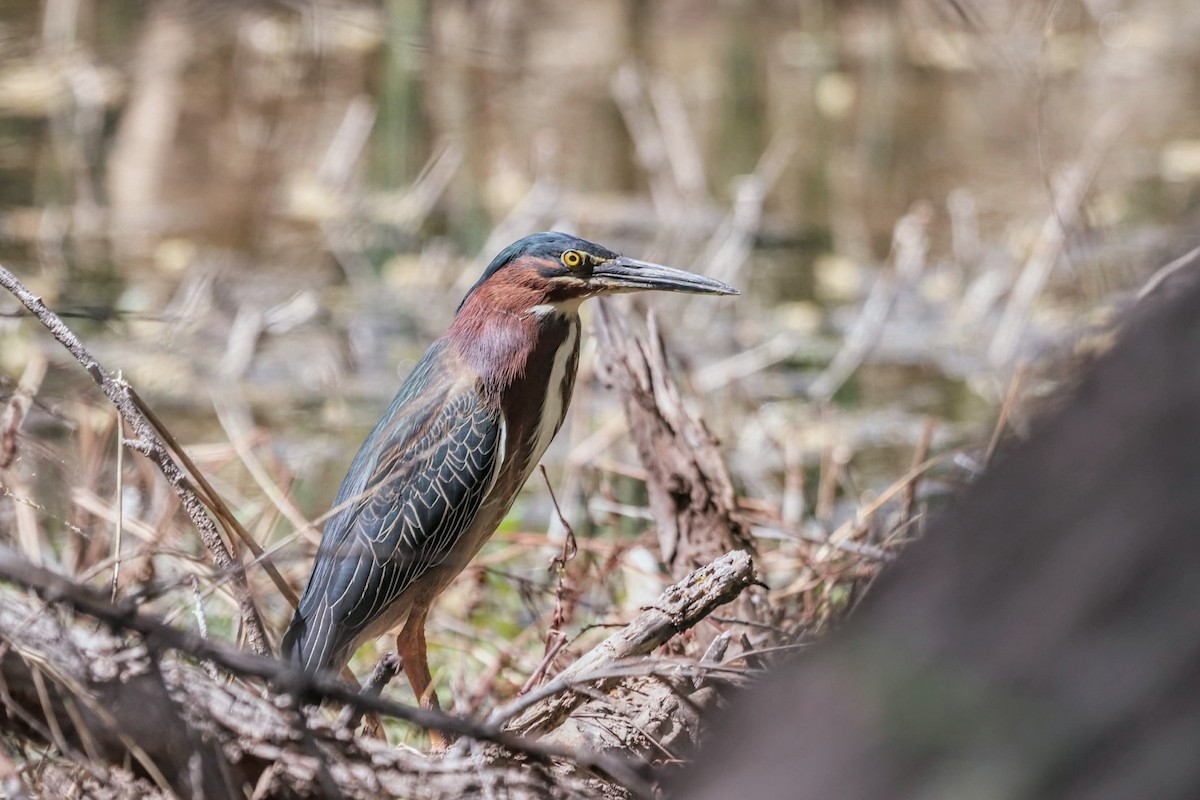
[0,547,755,798]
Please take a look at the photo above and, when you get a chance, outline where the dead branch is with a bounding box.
[497,550,755,738]
[0,588,239,798]
[593,304,765,651]
[0,545,755,798]
[0,546,606,758]
[0,264,272,656]
[593,304,757,581]
[0,582,589,799]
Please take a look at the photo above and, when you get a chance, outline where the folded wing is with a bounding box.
[283,347,503,672]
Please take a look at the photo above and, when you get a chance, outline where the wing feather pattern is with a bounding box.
[282,344,503,672]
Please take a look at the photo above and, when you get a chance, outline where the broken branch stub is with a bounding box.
[498,549,756,738]
[593,301,765,639]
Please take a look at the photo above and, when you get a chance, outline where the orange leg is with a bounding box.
[396,607,450,750]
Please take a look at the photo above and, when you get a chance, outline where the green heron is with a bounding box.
[282,231,736,730]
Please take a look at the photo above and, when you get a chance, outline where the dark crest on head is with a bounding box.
[459,232,619,311]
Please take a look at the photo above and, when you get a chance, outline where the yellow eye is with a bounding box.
[562,250,583,269]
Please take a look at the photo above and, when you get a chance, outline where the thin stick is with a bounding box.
[0,352,47,470]
[519,631,568,696]
[540,465,578,571]
[990,109,1123,364]
[211,392,321,549]
[986,365,1027,464]
[111,406,123,601]
[900,418,935,526]
[539,465,579,670]
[808,204,931,402]
[130,386,299,607]
[1136,244,1200,301]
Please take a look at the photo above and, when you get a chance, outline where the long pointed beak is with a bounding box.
[590,256,739,296]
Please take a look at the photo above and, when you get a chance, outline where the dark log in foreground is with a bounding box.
[0,547,755,799]
[673,275,1200,799]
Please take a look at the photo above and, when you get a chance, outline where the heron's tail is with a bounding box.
[280,610,343,673]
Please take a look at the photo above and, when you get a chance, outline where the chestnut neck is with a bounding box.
[446,280,577,397]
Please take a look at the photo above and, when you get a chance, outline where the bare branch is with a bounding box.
[496,550,756,737]
[0,264,272,656]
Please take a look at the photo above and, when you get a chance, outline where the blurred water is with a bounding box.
[1,0,1198,590]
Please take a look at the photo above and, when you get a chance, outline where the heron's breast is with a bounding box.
[494,311,580,476]
[451,312,581,556]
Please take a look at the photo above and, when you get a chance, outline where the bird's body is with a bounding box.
[282,232,735,729]
[286,303,581,674]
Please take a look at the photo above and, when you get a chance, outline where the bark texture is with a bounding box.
[593,301,763,633]
[0,550,756,799]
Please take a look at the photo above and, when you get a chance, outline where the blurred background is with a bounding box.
[1,0,1198,735]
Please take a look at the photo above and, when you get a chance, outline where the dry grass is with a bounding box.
[0,0,1198,793]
